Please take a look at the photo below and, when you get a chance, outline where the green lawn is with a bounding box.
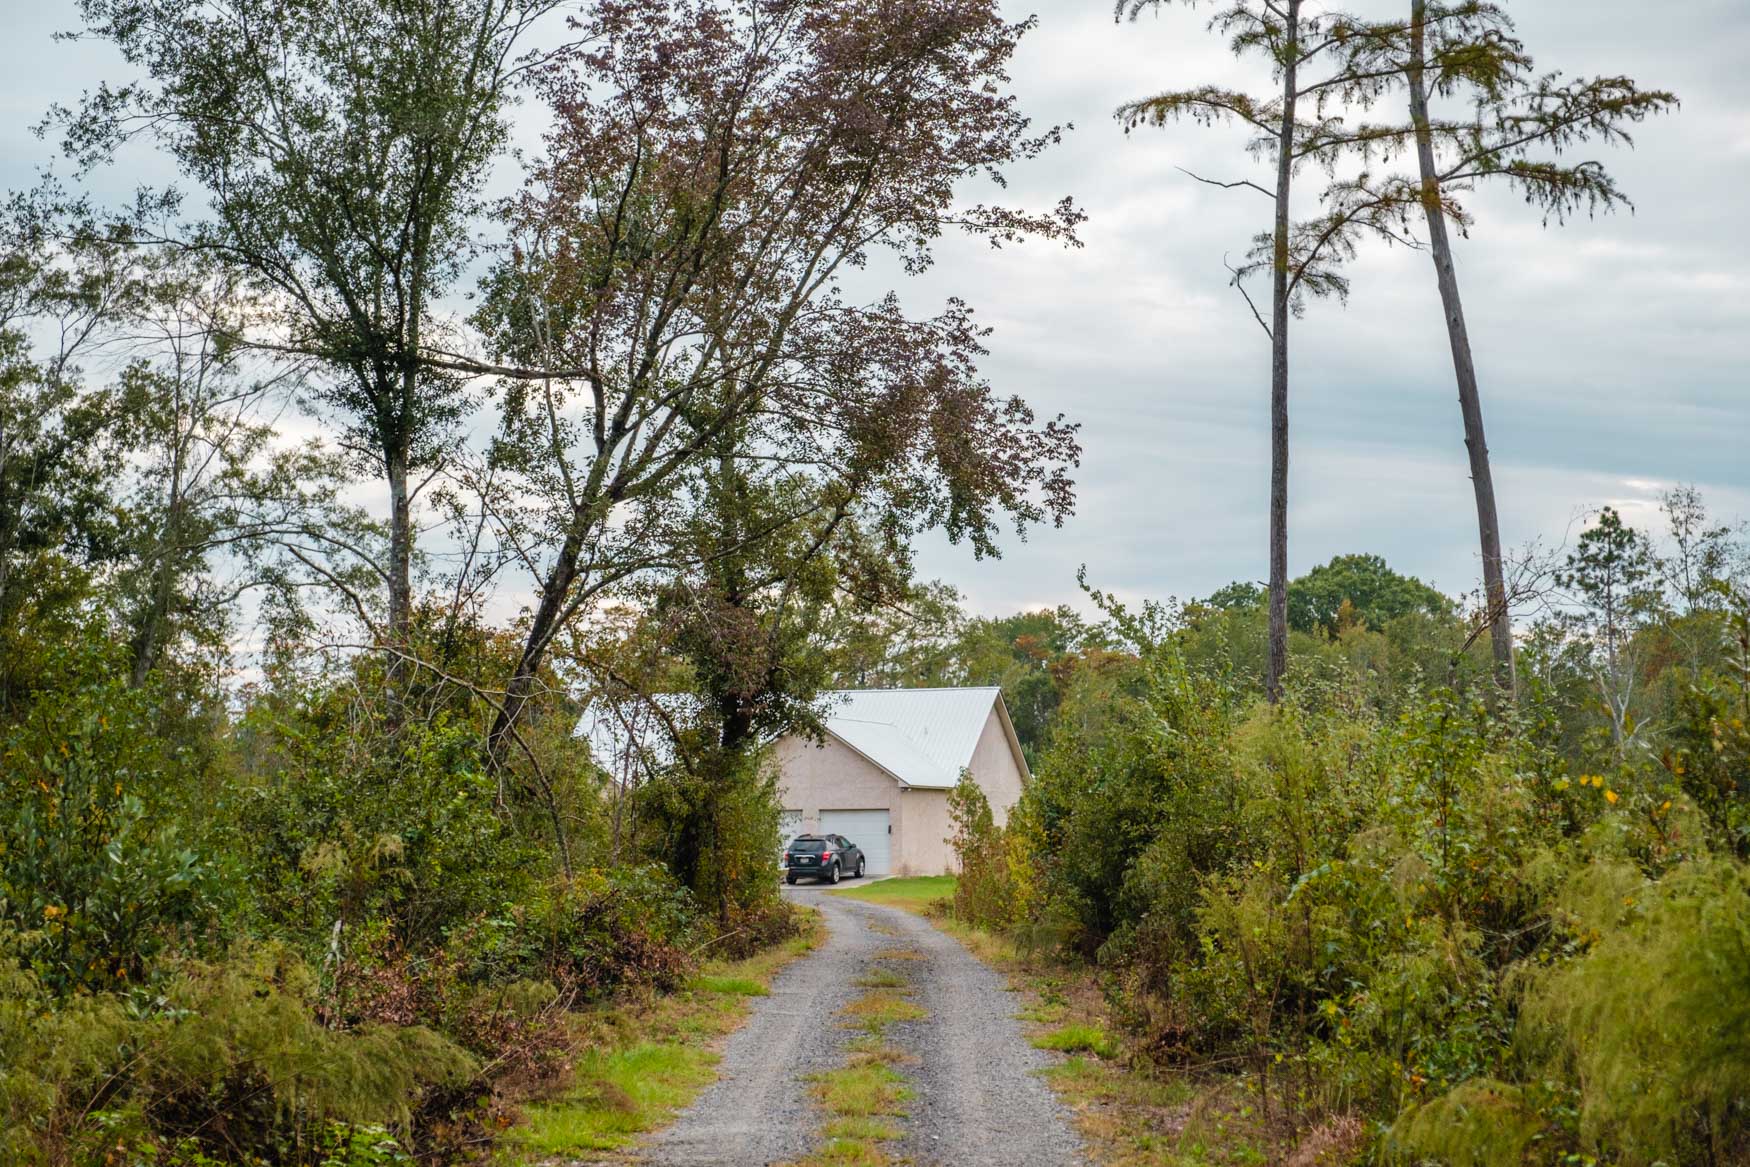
[830,875,956,913]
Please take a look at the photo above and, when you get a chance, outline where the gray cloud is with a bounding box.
[5,0,1745,619]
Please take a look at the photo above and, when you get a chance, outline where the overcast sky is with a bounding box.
[4,0,1746,620]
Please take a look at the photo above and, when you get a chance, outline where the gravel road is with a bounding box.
[641,884,1084,1167]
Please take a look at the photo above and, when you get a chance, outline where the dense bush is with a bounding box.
[0,648,783,1165]
[1520,856,1750,1164]
[947,775,1016,929]
[0,678,219,993]
[632,748,788,936]
[965,580,1750,1163]
[231,708,545,958]
[0,933,476,1166]
[450,867,699,1001]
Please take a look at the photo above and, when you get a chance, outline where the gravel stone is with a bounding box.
[634,883,1084,1166]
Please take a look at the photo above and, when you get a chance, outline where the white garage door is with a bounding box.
[820,809,891,875]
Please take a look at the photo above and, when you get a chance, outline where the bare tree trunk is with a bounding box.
[1408,0,1515,695]
[1265,0,1302,705]
[130,501,182,688]
[131,413,188,688]
[487,523,587,767]
[386,440,413,699]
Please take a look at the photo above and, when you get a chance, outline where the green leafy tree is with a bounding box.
[612,345,1080,912]
[1658,485,1741,617]
[823,580,966,691]
[945,607,1101,761]
[0,208,144,709]
[60,0,562,696]
[106,250,369,688]
[468,0,1080,763]
[1287,553,1453,636]
[1557,507,1663,756]
[1206,580,1267,612]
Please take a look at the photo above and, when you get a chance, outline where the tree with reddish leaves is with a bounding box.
[456,0,1084,765]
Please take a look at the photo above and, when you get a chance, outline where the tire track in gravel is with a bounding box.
[868,897,1084,1167]
[641,889,879,1166]
[638,885,1083,1167]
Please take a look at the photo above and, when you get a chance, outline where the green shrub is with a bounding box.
[1388,1080,1553,1167]
[0,935,476,1166]
[631,747,784,930]
[232,711,544,958]
[1664,666,1750,855]
[1024,632,1235,960]
[0,679,218,992]
[1517,857,1750,1165]
[140,947,477,1156]
[947,774,1015,930]
[0,926,135,1164]
[451,867,699,1002]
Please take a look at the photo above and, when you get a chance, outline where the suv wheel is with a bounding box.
[855,857,865,878]
[786,873,797,885]
[827,861,841,885]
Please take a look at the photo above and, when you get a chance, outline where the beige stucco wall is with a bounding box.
[771,702,1030,877]
[896,787,954,875]
[770,733,906,863]
[967,707,1027,826]
[771,734,955,875]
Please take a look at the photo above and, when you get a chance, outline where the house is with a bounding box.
[773,687,1029,876]
[578,685,1030,877]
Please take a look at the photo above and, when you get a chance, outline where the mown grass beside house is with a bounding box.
[499,910,821,1163]
[830,874,956,911]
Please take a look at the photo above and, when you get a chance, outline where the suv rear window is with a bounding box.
[788,836,827,853]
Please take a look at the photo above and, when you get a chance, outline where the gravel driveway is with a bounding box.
[642,884,1084,1166]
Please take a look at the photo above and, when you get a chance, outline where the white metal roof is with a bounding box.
[819,686,1012,789]
[579,685,1023,791]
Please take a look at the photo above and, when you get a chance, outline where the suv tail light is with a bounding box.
[821,850,834,861]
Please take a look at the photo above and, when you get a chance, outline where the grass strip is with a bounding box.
[499,914,819,1162]
[854,967,909,989]
[689,973,770,997]
[838,990,927,1036]
[783,959,923,1167]
[1033,1021,1121,1059]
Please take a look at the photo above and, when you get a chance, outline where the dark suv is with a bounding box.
[783,834,866,884]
